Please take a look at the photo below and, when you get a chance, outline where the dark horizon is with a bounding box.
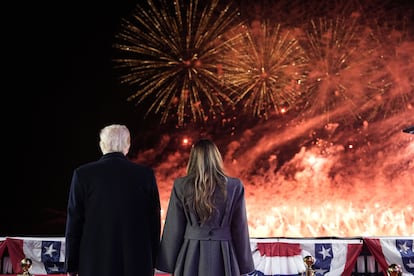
[9,0,143,236]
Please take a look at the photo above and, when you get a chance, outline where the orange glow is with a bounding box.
[182,138,189,146]
[124,0,414,238]
[149,112,414,238]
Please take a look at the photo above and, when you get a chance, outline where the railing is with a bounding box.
[2,236,412,275]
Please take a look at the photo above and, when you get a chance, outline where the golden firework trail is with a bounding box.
[113,0,244,126]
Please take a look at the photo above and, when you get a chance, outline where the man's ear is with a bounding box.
[99,140,106,154]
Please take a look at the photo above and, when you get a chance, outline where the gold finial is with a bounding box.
[18,258,33,276]
[303,255,315,276]
[387,264,402,276]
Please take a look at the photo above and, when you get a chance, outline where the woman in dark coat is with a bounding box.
[156,139,255,276]
[64,124,161,276]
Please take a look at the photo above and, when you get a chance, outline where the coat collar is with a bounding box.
[100,152,127,160]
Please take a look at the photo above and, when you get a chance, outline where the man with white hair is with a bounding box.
[65,124,161,276]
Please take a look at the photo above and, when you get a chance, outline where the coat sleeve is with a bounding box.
[64,169,85,273]
[230,180,255,274]
[155,181,187,273]
[149,169,162,266]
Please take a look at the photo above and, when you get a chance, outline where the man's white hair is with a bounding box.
[99,124,130,155]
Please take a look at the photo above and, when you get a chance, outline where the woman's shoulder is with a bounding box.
[226,176,243,187]
[174,175,187,183]
[225,177,245,199]
[173,176,190,188]
[226,176,241,182]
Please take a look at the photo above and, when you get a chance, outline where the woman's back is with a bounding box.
[156,176,255,276]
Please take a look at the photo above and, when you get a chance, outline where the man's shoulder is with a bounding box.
[129,161,154,173]
[76,159,101,170]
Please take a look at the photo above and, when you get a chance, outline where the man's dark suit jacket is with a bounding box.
[65,152,161,276]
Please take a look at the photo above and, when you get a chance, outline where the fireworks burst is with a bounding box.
[128,0,414,238]
[363,13,414,120]
[113,0,244,126]
[294,15,393,124]
[222,21,308,119]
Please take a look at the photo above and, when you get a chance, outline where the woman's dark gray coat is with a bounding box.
[156,176,255,276]
[65,152,161,276]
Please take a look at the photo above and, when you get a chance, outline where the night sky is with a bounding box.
[8,0,150,236]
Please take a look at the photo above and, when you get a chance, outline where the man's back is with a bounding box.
[65,127,161,276]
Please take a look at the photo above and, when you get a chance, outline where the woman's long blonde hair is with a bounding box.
[184,139,227,224]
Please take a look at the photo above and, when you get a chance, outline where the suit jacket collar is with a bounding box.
[100,152,126,160]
